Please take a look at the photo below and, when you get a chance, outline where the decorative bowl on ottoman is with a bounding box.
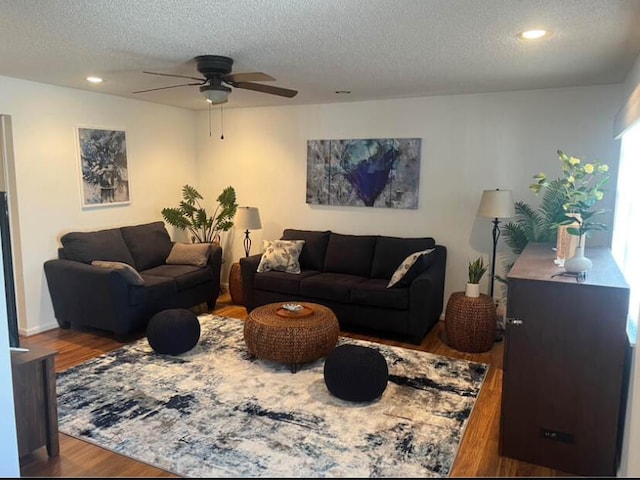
[323,344,389,402]
[147,308,201,355]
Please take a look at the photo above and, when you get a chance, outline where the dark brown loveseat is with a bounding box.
[240,229,447,344]
[43,221,222,340]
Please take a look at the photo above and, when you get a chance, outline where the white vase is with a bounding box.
[465,282,480,298]
[564,245,592,274]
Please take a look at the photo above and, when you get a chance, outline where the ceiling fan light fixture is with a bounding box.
[200,84,231,104]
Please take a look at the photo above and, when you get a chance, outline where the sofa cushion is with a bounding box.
[129,274,177,305]
[257,240,305,274]
[387,248,436,288]
[281,229,331,271]
[299,273,367,302]
[323,233,378,277]
[61,228,135,265]
[91,260,145,286]
[121,221,174,270]
[351,278,409,310]
[142,264,214,291]
[370,236,437,279]
[166,242,211,267]
[254,270,320,295]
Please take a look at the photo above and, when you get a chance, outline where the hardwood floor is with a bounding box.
[17,291,570,478]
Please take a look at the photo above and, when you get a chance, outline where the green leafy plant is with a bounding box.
[468,257,488,284]
[501,178,567,255]
[162,185,238,243]
[530,150,610,243]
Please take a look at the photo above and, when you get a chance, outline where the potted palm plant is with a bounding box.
[162,185,238,244]
[466,257,487,298]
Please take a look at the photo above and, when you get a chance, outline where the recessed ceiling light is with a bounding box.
[517,29,549,40]
[86,76,103,83]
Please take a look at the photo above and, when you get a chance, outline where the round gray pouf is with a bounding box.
[147,308,200,355]
[324,344,389,402]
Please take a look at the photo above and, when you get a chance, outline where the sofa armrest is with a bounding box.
[240,253,263,311]
[408,245,447,338]
[207,245,223,302]
[43,258,135,334]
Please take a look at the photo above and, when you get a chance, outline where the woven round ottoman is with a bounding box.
[147,308,201,355]
[323,344,389,402]
[444,292,496,353]
[244,302,339,373]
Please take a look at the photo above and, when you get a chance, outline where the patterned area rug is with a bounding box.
[56,314,488,477]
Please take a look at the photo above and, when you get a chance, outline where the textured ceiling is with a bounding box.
[1,0,639,110]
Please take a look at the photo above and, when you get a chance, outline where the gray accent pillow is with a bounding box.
[166,243,211,267]
[256,240,305,274]
[91,260,145,285]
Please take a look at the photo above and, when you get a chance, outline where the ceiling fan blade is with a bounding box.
[143,71,205,82]
[234,82,298,98]
[223,72,275,83]
[132,82,205,94]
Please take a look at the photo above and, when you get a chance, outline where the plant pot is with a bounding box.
[564,246,592,274]
[465,282,480,298]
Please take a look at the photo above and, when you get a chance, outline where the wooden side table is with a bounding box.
[444,292,496,353]
[11,345,59,457]
[228,262,243,305]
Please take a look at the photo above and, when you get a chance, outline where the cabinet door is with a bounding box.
[500,278,628,476]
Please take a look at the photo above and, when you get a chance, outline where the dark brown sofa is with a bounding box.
[43,221,222,340]
[240,229,447,344]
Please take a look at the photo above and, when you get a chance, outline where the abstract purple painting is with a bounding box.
[306,138,421,209]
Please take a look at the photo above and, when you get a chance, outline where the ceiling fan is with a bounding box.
[133,55,298,104]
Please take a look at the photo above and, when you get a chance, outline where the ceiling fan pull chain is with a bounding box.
[208,101,212,137]
[220,104,224,140]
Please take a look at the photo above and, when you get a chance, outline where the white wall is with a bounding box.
[0,75,198,335]
[196,84,623,306]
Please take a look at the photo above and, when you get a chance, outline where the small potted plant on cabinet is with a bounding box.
[466,257,487,298]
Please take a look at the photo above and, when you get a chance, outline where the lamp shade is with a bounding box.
[477,189,515,219]
[234,207,262,230]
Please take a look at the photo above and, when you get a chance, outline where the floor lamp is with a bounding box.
[477,189,515,299]
[229,206,262,306]
[234,206,262,257]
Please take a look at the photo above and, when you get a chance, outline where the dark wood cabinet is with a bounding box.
[500,243,631,477]
[11,345,59,458]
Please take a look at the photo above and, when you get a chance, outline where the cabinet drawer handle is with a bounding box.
[507,318,523,326]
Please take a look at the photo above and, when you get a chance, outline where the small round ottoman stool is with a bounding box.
[147,308,200,355]
[323,344,389,402]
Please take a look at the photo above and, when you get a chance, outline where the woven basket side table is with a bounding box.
[244,302,339,373]
[228,262,243,305]
[444,291,496,353]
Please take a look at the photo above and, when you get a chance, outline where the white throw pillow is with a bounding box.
[387,248,435,288]
[256,240,305,274]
